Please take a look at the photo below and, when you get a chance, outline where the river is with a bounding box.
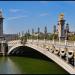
[0,46,69,74]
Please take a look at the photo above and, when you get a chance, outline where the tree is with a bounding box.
[49,34,58,40]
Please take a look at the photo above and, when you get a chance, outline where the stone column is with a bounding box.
[1,42,5,56]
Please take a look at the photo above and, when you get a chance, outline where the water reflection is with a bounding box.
[0,57,22,74]
[0,56,68,74]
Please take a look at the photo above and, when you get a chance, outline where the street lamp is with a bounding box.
[52,34,55,45]
[44,26,47,43]
[37,27,40,42]
[27,29,30,40]
[32,28,34,43]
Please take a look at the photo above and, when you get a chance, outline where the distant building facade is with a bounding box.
[4,34,18,41]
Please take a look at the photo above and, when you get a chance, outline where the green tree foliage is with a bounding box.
[49,34,58,40]
[68,35,75,41]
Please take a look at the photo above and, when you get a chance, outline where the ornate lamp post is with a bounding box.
[52,34,55,45]
[37,27,40,42]
[65,23,69,46]
[32,28,34,43]
[53,25,56,45]
[44,26,47,43]
[27,29,30,40]
[18,32,20,40]
[23,33,27,45]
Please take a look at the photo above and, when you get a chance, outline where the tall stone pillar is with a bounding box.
[0,9,4,41]
[0,9,8,56]
[58,13,65,40]
[0,10,3,34]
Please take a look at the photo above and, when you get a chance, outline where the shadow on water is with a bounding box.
[9,46,53,62]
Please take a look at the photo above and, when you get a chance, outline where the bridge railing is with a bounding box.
[27,39,75,46]
[7,40,21,46]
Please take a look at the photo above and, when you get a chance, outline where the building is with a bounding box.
[4,34,18,41]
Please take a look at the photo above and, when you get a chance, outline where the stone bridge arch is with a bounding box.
[7,44,23,55]
[7,43,51,61]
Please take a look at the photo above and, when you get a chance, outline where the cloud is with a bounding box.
[40,13,49,17]
[64,1,75,4]
[9,9,28,13]
[7,15,28,20]
[9,9,21,13]
[39,1,49,4]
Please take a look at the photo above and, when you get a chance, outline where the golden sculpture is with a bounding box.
[59,13,64,20]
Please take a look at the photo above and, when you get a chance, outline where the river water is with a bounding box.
[0,46,69,74]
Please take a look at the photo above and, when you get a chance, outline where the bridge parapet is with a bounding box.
[28,40,75,46]
[0,40,6,43]
[7,40,21,46]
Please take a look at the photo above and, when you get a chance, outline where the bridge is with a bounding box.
[4,39,75,74]
[0,8,75,74]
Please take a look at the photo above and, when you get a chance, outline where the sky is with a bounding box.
[0,1,75,34]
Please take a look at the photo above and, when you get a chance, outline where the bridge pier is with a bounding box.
[0,40,8,56]
[1,42,5,56]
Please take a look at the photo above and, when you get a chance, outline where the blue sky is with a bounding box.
[0,1,75,34]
